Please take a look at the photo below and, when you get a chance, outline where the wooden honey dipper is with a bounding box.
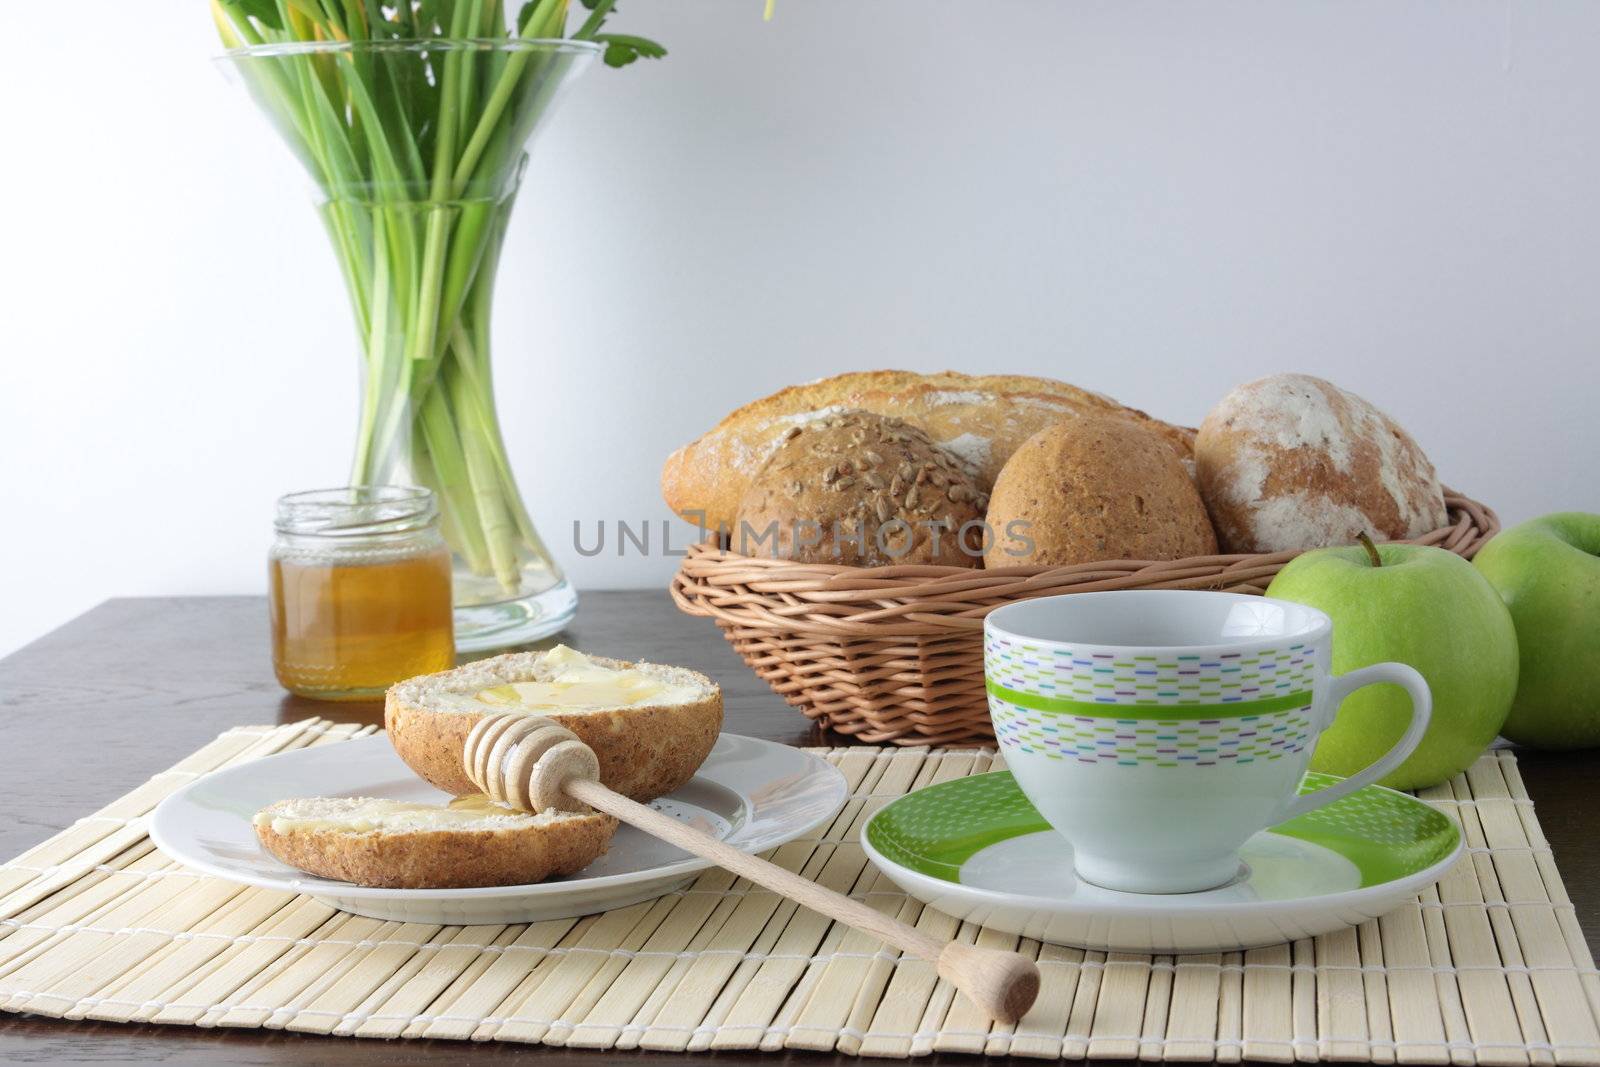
[462,713,1041,1023]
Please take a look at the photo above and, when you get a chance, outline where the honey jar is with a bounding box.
[270,486,454,700]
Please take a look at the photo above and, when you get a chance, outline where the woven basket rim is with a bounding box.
[671,490,1498,638]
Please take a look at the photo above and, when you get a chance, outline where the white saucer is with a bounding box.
[151,733,846,925]
[861,770,1462,954]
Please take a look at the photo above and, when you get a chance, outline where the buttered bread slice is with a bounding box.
[253,794,616,889]
[385,646,723,802]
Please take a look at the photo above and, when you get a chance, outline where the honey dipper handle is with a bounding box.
[562,778,1040,1024]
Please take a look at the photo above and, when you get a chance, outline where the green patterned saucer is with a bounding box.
[861,770,1461,954]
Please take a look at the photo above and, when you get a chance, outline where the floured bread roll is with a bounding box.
[1196,374,1448,553]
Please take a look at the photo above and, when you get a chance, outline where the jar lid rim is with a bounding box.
[275,485,436,537]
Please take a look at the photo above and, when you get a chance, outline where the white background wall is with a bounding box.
[3,1,1598,656]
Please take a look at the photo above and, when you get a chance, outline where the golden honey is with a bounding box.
[270,487,454,700]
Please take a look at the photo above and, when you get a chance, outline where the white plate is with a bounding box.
[151,733,846,925]
[861,770,1462,954]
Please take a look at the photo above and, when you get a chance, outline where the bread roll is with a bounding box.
[254,796,616,889]
[1196,374,1448,553]
[663,370,1196,533]
[733,411,987,567]
[386,647,722,803]
[983,416,1218,567]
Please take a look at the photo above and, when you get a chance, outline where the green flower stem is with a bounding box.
[448,207,544,554]
[348,209,391,480]
[216,0,663,598]
[325,190,526,588]
[449,359,519,588]
[453,0,564,192]
[450,322,541,550]
[418,383,492,574]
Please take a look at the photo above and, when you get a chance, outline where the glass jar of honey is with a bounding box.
[270,486,454,700]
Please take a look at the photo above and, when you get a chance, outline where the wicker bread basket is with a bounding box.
[671,491,1499,745]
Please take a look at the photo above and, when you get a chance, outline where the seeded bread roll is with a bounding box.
[983,416,1218,568]
[254,796,616,889]
[733,411,988,567]
[663,370,1197,534]
[1196,374,1448,553]
[386,648,723,802]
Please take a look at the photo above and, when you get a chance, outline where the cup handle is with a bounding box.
[1273,663,1432,823]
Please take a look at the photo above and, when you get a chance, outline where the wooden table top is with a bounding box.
[3,593,1597,1066]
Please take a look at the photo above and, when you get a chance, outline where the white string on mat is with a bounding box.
[1464,844,1555,855]
[4,916,1594,980]
[1425,796,1538,807]
[222,722,366,739]
[1079,958,1600,978]
[3,792,1527,873]
[0,843,1564,893]
[10,986,1597,1057]
[1,884,1583,947]
[0,863,207,881]
[0,920,905,965]
[812,748,998,760]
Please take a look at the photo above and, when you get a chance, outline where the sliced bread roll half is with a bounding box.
[253,795,617,889]
[385,645,723,802]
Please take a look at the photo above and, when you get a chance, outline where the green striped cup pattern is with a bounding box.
[986,633,1320,766]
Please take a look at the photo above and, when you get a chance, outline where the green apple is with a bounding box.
[1266,541,1518,790]
[1472,513,1600,749]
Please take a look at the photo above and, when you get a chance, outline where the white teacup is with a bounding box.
[985,590,1430,895]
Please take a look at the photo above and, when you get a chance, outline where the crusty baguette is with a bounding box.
[661,370,1196,532]
[253,797,616,889]
[385,650,723,802]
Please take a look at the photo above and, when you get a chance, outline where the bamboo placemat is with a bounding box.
[1,719,1597,1063]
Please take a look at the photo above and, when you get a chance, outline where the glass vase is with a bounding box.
[222,38,594,650]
